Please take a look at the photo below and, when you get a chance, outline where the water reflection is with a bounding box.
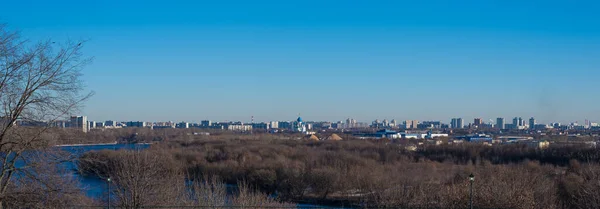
[59,143,150,197]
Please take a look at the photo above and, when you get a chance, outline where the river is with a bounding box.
[59,143,150,197]
[59,143,342,209]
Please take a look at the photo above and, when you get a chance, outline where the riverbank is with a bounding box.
[54,142,117,147]
[55,142,153,147]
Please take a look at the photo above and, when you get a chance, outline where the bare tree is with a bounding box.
[559,165,600,208]
[188,176,227,208]
[3,150,93,208]
[102,150,186,208]
[0,24,92,208]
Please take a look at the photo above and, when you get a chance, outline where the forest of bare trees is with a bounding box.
[77,136,600,209]
[78,148,292,208]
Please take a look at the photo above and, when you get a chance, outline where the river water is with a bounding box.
[59,143,150,197]
[59,143,341,209]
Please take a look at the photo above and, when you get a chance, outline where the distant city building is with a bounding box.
[154,121,175,128]
[451,118,464,129]
[126,121,147,128]
[70,116,88,133]
[479,123,493,129]
[553,123,561,129]
[585,119,591,128]
[344,118,358,128]
[331,122,341,129]
[403,120,418,129]
[511,117,525,130]
[534,124,551,130]
[52,120,68,128]
[279,121,292,129]
[333,120,368,129]
[315,122,332,129]
[269,121,279,129]
[529,117,536,129]
[105,120,117,127]
[17,120,47,127]
[456,134,493,142]
[371,119,395,128]
[372,119,382,128]
[49,120,69,128]
[496,118,505,129]
[88,121,96,129]
[504,124,514,130]
[95,121,105,128]
[519,117,524,127]
[226,123,252,131]
[152,125,174,129]
[417,123,433,129]
[473,118,483,126]
[252,123,269,130]
[208,123,225,129]
[413,120,419,129]
[201,120,212,127]
[382,119,389,127]
[176,122,189,129]
[419,121,442,129]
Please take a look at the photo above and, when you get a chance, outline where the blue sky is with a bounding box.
[1,0,599,123]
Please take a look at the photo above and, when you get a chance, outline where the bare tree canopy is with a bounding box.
[0,24,93,208]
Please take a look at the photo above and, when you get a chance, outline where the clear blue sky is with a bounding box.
[2,0,599,124]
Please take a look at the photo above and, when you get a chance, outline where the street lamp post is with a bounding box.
[107,177,111,209]
[469,174,474,209]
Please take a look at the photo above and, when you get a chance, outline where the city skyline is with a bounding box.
[79,115,595,126]
[72,114,599,125]
[2,1,599,122]
[44,115,599,133]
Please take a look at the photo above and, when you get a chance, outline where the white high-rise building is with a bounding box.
[382,119,389,127]
[70,116,88,133]
[519,117,525,127]
[269,121,279,129]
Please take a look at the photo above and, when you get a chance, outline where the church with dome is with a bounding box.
[292,116,307,133]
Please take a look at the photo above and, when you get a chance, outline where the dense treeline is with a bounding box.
[78,149,291,208]
[78,137,600,208]
[51,127,311,145]
[418,144,600,166]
